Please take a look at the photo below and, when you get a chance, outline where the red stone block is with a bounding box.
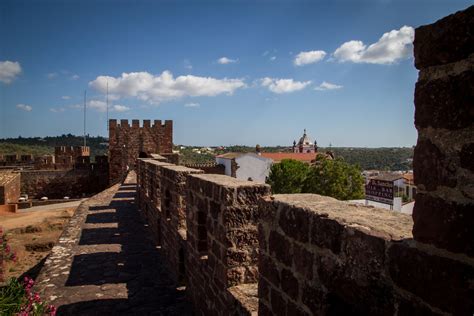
[414,5,474,69]
[413,139,457,190]
[414,71,474,130]
[413,194,474,256]
[388,242,474,314]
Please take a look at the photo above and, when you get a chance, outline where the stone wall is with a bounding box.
[137,159,271,315]
[185,174,271,315]
[132,7,474,315]
[20,167,108,199]
[109,119,173,183]
[0,171,21,205]
[183,162,226,175]
[159,165,203,282]
[258,194,473,315]
[412,5,474,257]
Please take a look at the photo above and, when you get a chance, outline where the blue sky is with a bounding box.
[0,0,471,147]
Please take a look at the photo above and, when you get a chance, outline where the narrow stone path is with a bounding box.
[34,172,192,315]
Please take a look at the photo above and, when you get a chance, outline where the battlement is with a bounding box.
[108,118,173,183]
[109,119,173,129]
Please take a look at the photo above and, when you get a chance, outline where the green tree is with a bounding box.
[303,156,365,200]
[267,159,310,193]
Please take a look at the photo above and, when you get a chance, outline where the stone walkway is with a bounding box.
[34,172,192,315]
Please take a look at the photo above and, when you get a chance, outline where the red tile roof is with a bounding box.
[259,152,316,163]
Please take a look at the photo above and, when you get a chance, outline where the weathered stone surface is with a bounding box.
[109,119,173,183]
[414,5,474,69]
[388,242,474,315]
[412,193,474,256]
[460,142,474,172]
[414,70,474,130]
[413,139,457,190]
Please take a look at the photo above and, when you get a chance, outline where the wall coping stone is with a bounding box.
[160,165,203,173]
[268,193,413,241]
[190,173,270,188]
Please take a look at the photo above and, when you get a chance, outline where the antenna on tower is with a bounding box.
[83,90,87,147]
[106,81,109,132]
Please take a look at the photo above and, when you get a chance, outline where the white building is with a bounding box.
[215,153,273,183]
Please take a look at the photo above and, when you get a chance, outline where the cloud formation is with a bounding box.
[314,81,343,91]
[294,50,326,66]
[89,71,246,104]
[261,77,311,94]
[217,57,238,64]
[87,100,130,112]
[16,104,32,112]
[47,72,58,79]
[71,74,80,80]
[50,107,66,113]
[184,102,200,108]
[333,26,414,64]
[61,96,71,100]
[0,61,22,84]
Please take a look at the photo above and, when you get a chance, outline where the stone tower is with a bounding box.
[108,119,173,183]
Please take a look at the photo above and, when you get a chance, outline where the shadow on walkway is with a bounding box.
[57,180,192,315]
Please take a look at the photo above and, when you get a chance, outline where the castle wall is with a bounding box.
[0,172,21,205]
[185,174,271,315]
[20,166,108,199]
[109,119,173,183]
[412,5,474,257]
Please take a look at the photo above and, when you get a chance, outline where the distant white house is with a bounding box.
[215,153,273,182]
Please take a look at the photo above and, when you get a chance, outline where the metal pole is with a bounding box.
[84,90,87,147]
[106,81,109,132]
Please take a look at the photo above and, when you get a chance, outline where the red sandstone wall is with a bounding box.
[185,174,270,315]
[109,119,173,183]
[412,5,474,257]
[20,168,108,199]
[0,173,21,205]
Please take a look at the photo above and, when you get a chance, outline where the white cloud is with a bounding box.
[47,72,58,79]
[112,105,130,112]
[294,50,326,66]
[262,51,270,57]
[333,26,414,64]
[16,104,32,112]
[0,61,22,84]
[217,57,238,64]
[270,56,277,61]
[261,77,311,94]
[50,107,66,113]
[184,102,200,108]
[61,96,71,100]
[314,81,343,91]
[89,71,246,104]
[71,74,80,80]
[85,100,130,112]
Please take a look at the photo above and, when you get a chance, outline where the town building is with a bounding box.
[293,129,317,153]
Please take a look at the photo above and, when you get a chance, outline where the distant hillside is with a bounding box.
[0,134,108,158]
[176,145,414,171]
[1,136,413,171]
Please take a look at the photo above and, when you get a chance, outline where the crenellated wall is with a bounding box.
[109,119,173,183]
[135,7,474,315]
[258,195,473,315]
[185,174,271,315]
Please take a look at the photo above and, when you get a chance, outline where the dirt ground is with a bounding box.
[1,206,76,282]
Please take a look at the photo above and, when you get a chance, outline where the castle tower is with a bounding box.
[108,119,173,183]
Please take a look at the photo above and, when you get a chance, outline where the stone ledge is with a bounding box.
[190,174,270,188]
[227,283,258,316]
[267,194,413,240]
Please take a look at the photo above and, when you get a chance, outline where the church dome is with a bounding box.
[298,129,313,146]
